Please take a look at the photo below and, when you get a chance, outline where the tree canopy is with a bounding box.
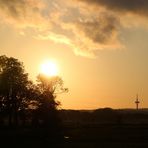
[0,55,31,125]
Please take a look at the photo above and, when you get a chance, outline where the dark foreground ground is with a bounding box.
[1,124,148,148]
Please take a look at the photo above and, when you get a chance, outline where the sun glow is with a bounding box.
[40,60,58,77]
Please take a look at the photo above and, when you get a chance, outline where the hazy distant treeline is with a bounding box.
[59,108,148,125]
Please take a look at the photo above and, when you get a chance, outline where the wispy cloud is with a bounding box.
[36,32,71,45]
[0,0,49,29]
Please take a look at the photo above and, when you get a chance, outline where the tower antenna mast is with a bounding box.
[135,94,140,110]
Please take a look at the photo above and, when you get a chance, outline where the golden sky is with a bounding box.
[0,0,148,109]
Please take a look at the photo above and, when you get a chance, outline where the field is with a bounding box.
[62,123,148,148]
[1,109,148,148]
[1,124,148,148]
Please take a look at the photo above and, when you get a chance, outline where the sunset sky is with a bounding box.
[0,0,148,109]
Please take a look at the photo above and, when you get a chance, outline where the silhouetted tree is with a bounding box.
[31,74,68,138]
[28,74,67,137]
[0,55,31,126]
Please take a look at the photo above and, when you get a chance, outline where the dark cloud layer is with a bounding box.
[78,0,148,16]
[75,13,119,44]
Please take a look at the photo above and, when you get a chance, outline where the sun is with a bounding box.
[40,60,58,77]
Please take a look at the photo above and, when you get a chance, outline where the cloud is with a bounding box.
[60,12,122,57]
[36,32,71,45]
[57,0,148,57]
[76,0,148,17]
[0,0,123,57]
[0,0,48,29]
[38,0,123,57]
[75,13,119,44]
[36,11,122,58]
[0,0,145,58]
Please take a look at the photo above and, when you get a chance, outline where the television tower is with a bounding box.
[135,94,140,110]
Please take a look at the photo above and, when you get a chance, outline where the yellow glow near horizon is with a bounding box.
[40,60,58,77]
